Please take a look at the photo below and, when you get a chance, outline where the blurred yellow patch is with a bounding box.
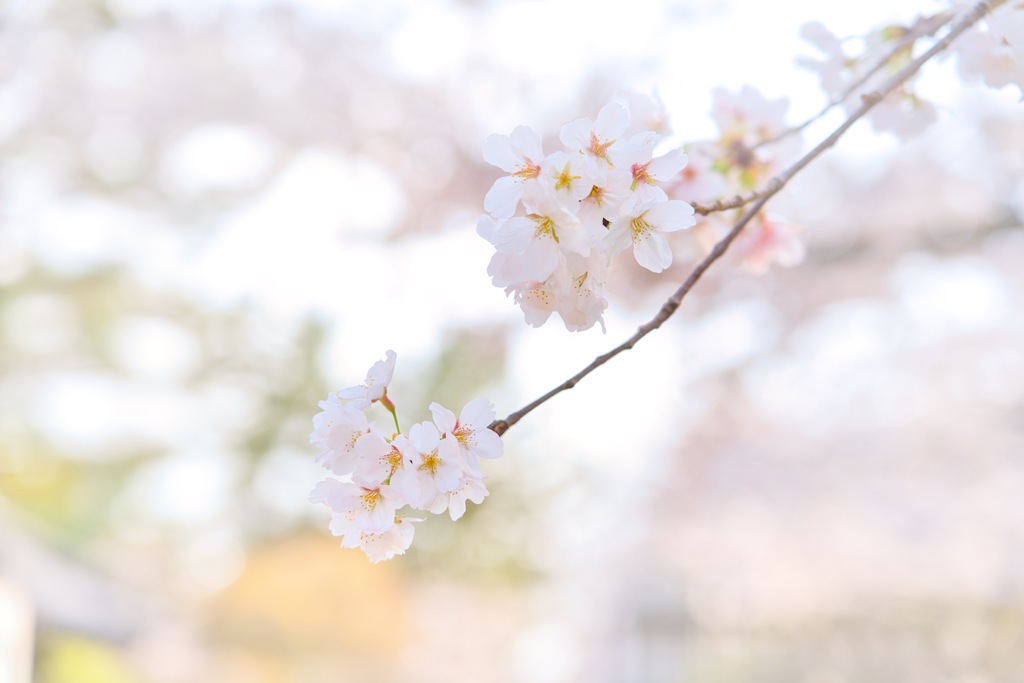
[38,637,139,683]
[210,534,406,654]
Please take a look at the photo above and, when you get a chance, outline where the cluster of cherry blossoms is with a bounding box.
[478,101,697,332]
[477,88,823,332]
[952,0,1024,92]
[799,2,1023,141]
[475,2,1024,334]
[665,86,807,275]
[798,19,941,140]
[308,351,502,562]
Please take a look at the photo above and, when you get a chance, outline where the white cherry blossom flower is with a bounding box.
[739,214,806,274]
[607,200,696,273]
[954,7,1024,93]
[708,86,798,188]
[309,394,371,474]
[337,350,397,409]
[539,150,593,205]
[478,214,562,286]
[483,125,544,218]
[796,21,848,96]
[797,21,939,139]
[712,85,790,147]
[509,252,609,332]
[344,514,421,563]
[478,189,595,286]
[430,398,503,476]
[516,279,559,328]
[560,102,630,175]
[390,421,463,508]
[428,475,489,521]
[664,141,728,204]
[309,478,403,535]
[619,91,671,137]
[613,139,689,213]
[352,432,404,485]
[866,89,937,142]
[557,258,609,333]
[574,180,624,230]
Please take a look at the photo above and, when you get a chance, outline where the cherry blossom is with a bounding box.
[796,21,849,97]
[712,85,790,147]
[430,398,503,475]
[738,214,806,274]
[577,180,628,232]
[309,478,403,536]
[613,139,689,213]
[619,91,671,137]
[514,277,560,328]
[483,125,545,218]
[309,348,504,562]
[663,142,728,204]
[953,4,1024,93]
[709,86,798,188]
[352,432,404,486]
[607,200,697,273]
[478,100,702,328]
[560,101,630,175]
[345,515,420,564]
[797,20,939,139]
[390,421,464,509]
[539,151,593,205]
[337,349,397,409]
[429,476,489,521]
[309,394,371,475]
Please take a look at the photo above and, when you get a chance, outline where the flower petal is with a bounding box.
[633,230,673,273]
[429,402,458,433]
[459,397,495,428]
[482,133,519,171]
[646,200,696,233]
[484,176,524,218]
[469,428,504,460]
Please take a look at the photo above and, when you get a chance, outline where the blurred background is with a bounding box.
[2,0,1023,681]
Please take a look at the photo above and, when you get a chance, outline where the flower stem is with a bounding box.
[380,392,401,434]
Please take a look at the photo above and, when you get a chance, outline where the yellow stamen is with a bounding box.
[588,132,615,165]
[554,162,581,191]
[419,451,441,476]
[585,185,605,206]
[513,160,541,180]
[630,214,653,243]
[528,214,560,243]
[386,446,403,474]
[360,488,383,512]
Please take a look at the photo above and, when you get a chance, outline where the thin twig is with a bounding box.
[691,180,781,216]
[489,0,1002,437]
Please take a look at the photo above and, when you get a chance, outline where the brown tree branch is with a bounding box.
[489,0,1003,437]
[691,180,782,216]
